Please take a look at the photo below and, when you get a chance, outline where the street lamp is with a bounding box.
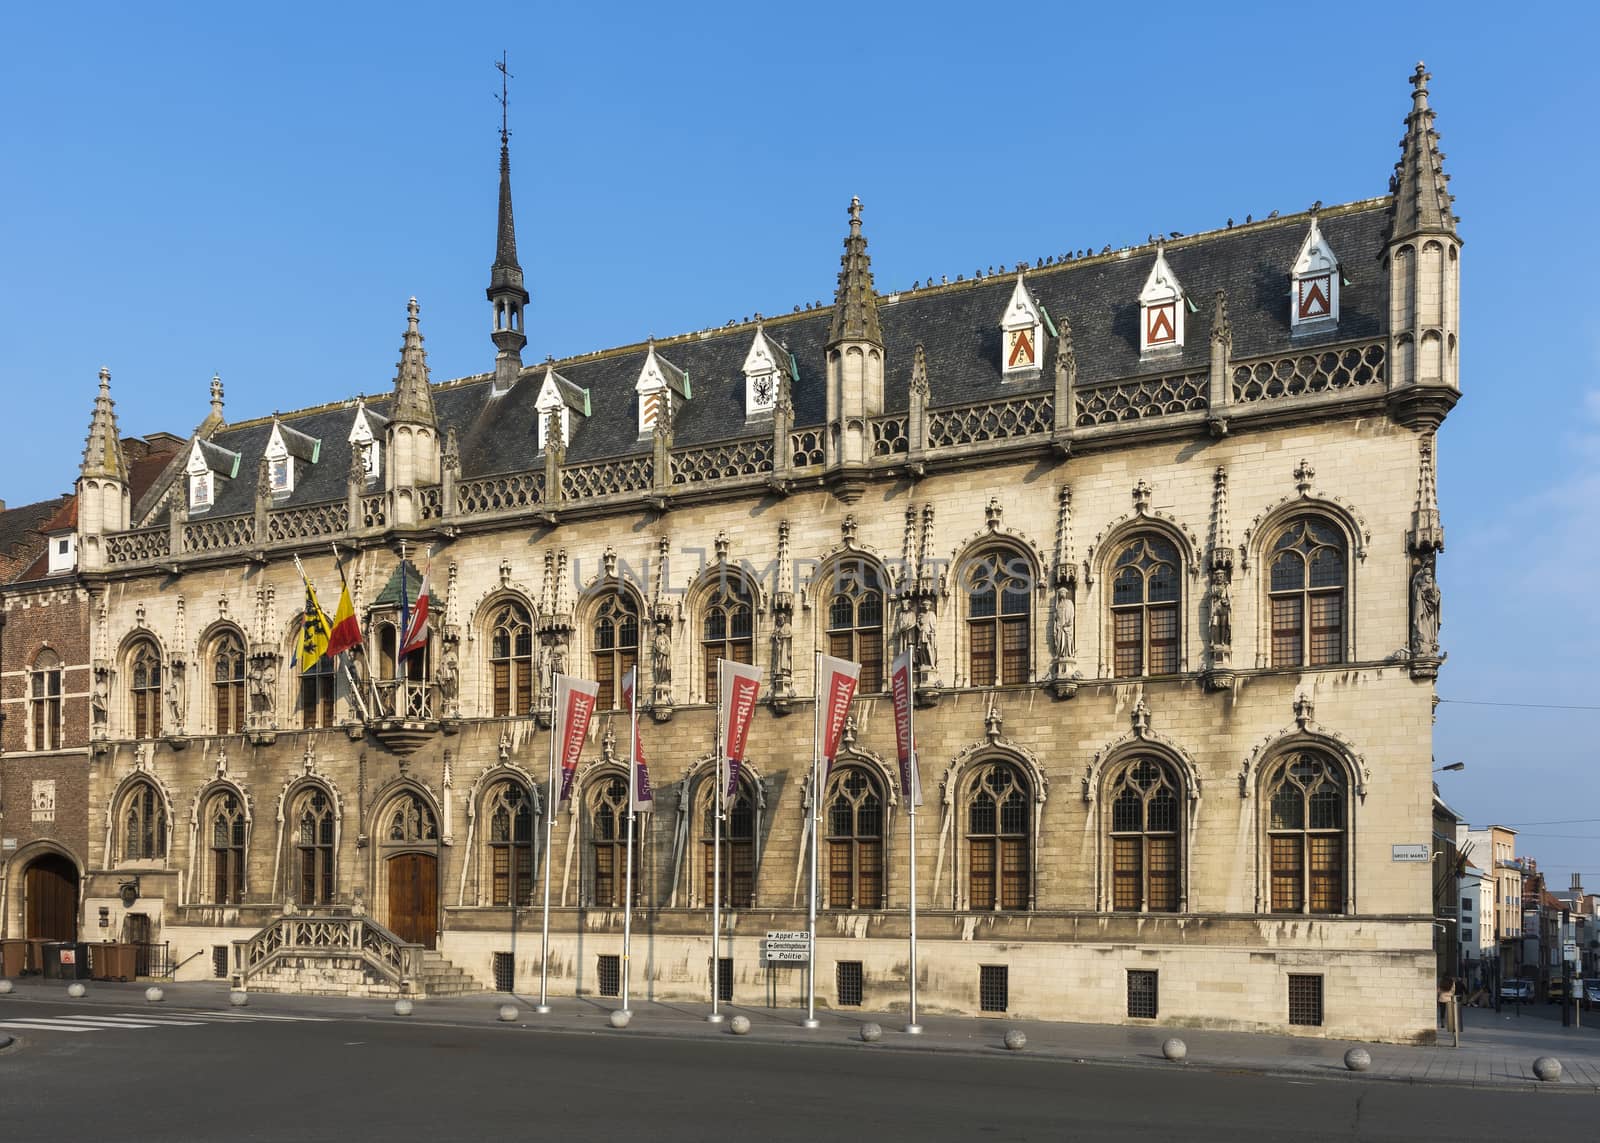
[1434,761,1466,772]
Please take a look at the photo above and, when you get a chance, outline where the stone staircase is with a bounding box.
[414,950,482,997]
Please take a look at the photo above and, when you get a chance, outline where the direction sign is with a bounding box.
[766,931,809,942]
[763,948,809,963]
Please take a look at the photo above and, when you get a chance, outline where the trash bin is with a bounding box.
[0,938,25,977]
[90,942,137,982]
[45,942,91,981]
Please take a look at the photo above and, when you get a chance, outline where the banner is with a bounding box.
[817,653,862,778]
[554,674,600,805]
[296,570,332,672]
[890,648,923,806]
[400,563,431,658]
[325,583,362,658]
[717,660,762,808]
[621,668,654,812]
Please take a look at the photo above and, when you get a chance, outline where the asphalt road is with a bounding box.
[0,997,1591,1142]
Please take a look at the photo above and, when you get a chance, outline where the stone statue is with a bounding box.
[772,609,793,679]
[548,631,569,678]
[1051,586,1076,659]
[892,599,917,661]
[247,656,277,715]
[651,620,673,687]
[437,642,460,715]
[164,661,186,733]
[91,670,110,727]
[914,603,938,675]
[1209,571,1232,648]
[1411,564,1441,656]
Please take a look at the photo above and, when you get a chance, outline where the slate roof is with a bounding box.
[1,495,72,583]
[141,200,1392,515]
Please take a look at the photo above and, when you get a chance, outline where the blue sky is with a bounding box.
[3,4,1597,883]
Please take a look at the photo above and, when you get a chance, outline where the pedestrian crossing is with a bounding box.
[0,1009,332,1034]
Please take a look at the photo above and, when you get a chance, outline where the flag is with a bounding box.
[297,568,332,672]
[890,648,923,806]
[554,674,601,806]
[817,653,861,780]
[325,583,362,657]
[400,562,431,658]
[621,667,654,812]
[717,660,762,809]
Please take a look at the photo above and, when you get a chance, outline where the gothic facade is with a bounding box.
[4,64,1458,1041]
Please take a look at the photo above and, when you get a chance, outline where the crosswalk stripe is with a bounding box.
[0,1020,106,1031]
[157,1010,331,1022]
[63,1015,206,1027]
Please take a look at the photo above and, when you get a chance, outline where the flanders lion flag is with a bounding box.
[297,563,333,671]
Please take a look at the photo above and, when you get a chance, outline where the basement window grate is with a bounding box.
[212,946,229,979]
[493,952,515,993]
[598,954,621,998]
[1288,974,1324,1026]
[837,961,864,1007]
[979,965,1009,1013]
[1127,970,1159,1019]
[715,957,734,1002]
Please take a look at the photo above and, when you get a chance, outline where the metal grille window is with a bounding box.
[129,640,163,739]
[1267,753,1347,914]
[212,946,229,979]
[1127,970,1159,1019]
[300,651,336,729]
[29,649,62,751]
[1268,518,1346,668]
[967,763,1030,910]
[294,788,336,905]
[1288,974,1324,1026]
[966,550,1031,686]
[827,563,885,691]
[1108,758,1180,912]
[837,961,864,1007]
[715,957,734,1003]
[1110,536,1181,676]
[701,578,755,700]
[122,779,167,861]
[493,952,515,993]
[592,776,642,907]
[212,632,246,735]
[597,954,621,998]
[486,782,535,907]
[703,785,756,908]
[209,792,247,905]
[825,767,885,910]
[592,593,640,709]
[490,602,535,717]
[979,965,1009,1012]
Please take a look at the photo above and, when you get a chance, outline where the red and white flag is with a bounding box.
[890,648,923,806]
[399,563,431,659]
[621,667,654,812]
[717,660,762,809]
[554,674,601,806]
[817,653,861,780]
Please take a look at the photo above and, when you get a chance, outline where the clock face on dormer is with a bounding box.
[752,375,774,407]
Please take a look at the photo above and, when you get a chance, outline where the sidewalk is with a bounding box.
[4,976,1598,1091]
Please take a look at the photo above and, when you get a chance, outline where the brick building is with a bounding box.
[10,64,1459,1041]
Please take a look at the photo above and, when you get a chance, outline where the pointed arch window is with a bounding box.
[386,792,438,844]
[966,550,1031,686]
[702,780,755,908]
[294,788,336,905]
[485,783,533,906]
[592,774,642,907]
[966,762,1030,910]
[121,779,166,861]
[1108,758,1180,912]
[1268,518,1346,667]
[489,602,535,717]
[592,594,640,709]
[1266,753,1347,914]
[1111,536,1181,677]
[701,577,754,701]
[300,644,336,729]
[212,632,246,734]
[825,767,885,910]
[128,640,163,740]
[209,791,247,904]
[30,648,63,751]
[827,563,884,692]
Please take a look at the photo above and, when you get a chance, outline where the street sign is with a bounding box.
[763,930,811,964]
[766,931,809,942]
[763,948,809,963]
[1391,844,1430,862]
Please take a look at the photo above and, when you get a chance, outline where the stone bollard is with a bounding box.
[67,982,87,999]
[1343,1047,1372,1072]
[1161,1037,1188,1062]
[0,979,13,996]
[859,1022,882,1043]
[393,998,414,1017]
[229,990,249,1007]
[729,1015,751,1035]
[609,1009,632,1029]
[1003,1029,1027,1051]
[145,986,165,1003]
[497,1004,519,1022]
[1533,1056,1562,1082]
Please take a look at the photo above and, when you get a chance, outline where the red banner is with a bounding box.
[621,667,653,812]
[817,653,861,778]
[890,648,922,806]
[555,674,600,805]
[718,660,762,807]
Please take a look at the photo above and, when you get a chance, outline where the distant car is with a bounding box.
[1500,979,1534,1001]
[1584,981,1600,1010]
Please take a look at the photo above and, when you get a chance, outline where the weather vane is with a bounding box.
[494,51,513,146]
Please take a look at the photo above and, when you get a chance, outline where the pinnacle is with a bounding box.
[1389,60,1455,240]
[81,365,128,481]
[829,196,883,347]
[392,297,437,427]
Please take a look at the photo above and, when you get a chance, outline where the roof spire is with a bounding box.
[81,366,128,481]
[391,297,437,426]
[487,52,529,391]
[828,195,883,346]
[1388,61,1456,240]
[197,372,226,436]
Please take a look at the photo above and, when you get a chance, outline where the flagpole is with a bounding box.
[804,649,821,1029]
[328,543,371,724]
[709,657,724,1024]
[622,673,638,1015]
[906,647,922,1035]
[537,664,557,1015]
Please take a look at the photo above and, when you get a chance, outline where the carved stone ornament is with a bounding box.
[1408,556,1444,679]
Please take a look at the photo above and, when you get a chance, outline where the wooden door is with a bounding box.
[24,854,78,941]
[387,853,438,948]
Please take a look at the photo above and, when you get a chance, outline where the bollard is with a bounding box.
[1003,1029,1027,1051]
[1161,1037,1188,1062]
[1343,1047,1372,1072]
[144,986,165,1003]
[609,1009,632,1029]
[1532,1056,1562,1082]
[729,1015,751,1035]
[66,982,87,999]
[859,1022,882,1043]
[229,990,249,1007]
[393,998,414,1017]
[497,1004,519,1022]
[0,979,13,996]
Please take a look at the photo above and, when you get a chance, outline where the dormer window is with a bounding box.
[535,365,591,452]
[47,533,76,574]
[1139,246,1185,354]
[1000,274,1046,378]
[742,326,791,419]
[264,421,320,498]
[634,341,690,437]
[347,401,384,483]
[185,438,240,513]
[1291,217,1341,329]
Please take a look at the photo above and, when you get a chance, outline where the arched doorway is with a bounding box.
[24,853,78,941]
[377,791,439,949]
